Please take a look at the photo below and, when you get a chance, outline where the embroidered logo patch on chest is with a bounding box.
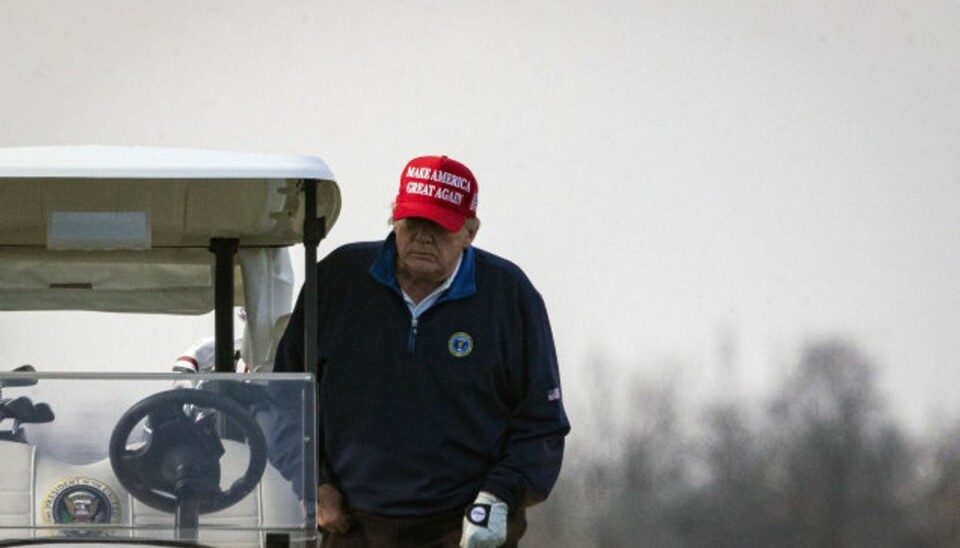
[448,332,473,358]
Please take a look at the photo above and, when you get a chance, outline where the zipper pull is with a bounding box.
[407,317,419,354]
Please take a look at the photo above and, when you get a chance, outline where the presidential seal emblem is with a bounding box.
[42,477,121,524]
[448,332,473,358]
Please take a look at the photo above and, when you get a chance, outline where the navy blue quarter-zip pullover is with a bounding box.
[270,233,569,517]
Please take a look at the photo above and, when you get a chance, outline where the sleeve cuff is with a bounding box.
[480,481,519,511]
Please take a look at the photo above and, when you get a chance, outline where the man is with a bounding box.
[271,155,570,547]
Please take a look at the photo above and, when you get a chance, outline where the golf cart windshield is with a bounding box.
[0,371,317,547]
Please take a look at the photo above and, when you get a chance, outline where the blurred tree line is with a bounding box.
[524,338,960,547]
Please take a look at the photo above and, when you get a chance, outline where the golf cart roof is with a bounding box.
[0,144,336,180]
[0,145,340,249]
[0,145,340,313]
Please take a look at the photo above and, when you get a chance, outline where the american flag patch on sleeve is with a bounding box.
[547,388,561,401]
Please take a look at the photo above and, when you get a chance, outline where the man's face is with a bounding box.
[394,217,475,284]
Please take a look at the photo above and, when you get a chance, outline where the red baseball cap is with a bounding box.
[393,155,478,232]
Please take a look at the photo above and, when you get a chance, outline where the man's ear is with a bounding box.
[462,217,480,246]
[463,223,479,247]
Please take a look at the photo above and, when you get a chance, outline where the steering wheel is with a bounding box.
[109,388,268,514]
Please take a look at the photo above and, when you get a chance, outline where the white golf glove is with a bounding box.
[459,491,508,548]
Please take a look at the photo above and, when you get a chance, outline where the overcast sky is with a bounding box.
[1,0,958,432]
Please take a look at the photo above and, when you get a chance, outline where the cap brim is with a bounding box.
[393,201,465,232]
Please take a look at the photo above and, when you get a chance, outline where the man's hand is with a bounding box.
[317,483,351,534]
[459,491,508,548]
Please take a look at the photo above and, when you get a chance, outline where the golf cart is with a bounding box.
[0,145,340,547]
